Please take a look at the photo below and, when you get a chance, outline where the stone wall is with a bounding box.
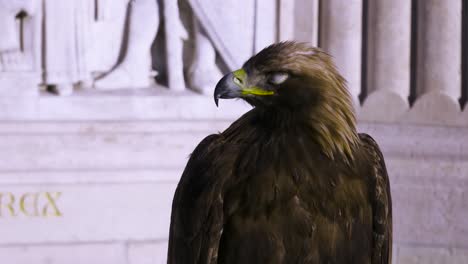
[0,94,467,263]
[0,0,467,263]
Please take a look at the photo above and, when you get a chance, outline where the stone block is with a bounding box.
[0,73,40,96]
[398,246,468,264]
[0,92,252,121]
[392,184,468,247]
[0,131,205,171]
[0,183,176,244]
[0,243,126,264]
[128,242,168,264]
[0,169,182,185]
[359,123,468,161]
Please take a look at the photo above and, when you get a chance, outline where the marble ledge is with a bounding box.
[1,158,468,186]
[0,87,466,126]
[0,87,252,121]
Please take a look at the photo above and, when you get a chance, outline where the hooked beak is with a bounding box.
[214,69,274,106]
[214,72,242,107]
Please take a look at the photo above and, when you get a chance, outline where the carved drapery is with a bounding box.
[94,0,160,90]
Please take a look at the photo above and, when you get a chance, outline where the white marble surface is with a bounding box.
[0,244,127,264]
[128,242,169,264]
[0,119,467,264]
[409,0,463,126]
[0,183,176,244]
[187,18,222,95]
[0,88,252,121]
[188,0,256,69]
[361,0,411,122]
[0,1,467,263]
[94,0,160,90]
[319,0,362,105]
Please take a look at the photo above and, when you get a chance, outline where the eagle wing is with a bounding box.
[168,134,228,264]
[359,133,393,264]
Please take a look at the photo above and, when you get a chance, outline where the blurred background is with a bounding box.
[0,0,467,263]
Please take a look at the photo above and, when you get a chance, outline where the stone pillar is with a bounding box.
[320,0,362,106]
[164,0,188,91]
[361,0,411,122]
[407,0,463,125]
[277,0,294,41]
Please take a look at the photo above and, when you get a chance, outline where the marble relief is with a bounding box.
[0,0,41,95]
[0,0,263,96]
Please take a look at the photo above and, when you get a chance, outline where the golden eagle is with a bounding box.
[168,42,392,264]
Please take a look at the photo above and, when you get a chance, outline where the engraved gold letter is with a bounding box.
[20,192,40,217]
[42,192,62,217]
[0,192,17,217]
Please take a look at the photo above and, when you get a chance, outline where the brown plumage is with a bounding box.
[168,42,392,264]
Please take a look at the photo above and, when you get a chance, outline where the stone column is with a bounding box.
[407,0,462,125]
[361,0,411,122]
[320,0,362,106]
[277,0,294,41]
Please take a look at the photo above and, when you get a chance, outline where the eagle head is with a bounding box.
[214,41,358,161]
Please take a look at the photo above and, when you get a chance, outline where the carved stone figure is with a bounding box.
[187,18,222,95]
[185,0,257,94]
[94,0,160,90]
[0,0,260,96]
[43,0,92,95]
[94,0,191,91]
[164,0,188,91]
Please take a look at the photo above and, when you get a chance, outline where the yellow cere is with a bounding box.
[233,68,275,96]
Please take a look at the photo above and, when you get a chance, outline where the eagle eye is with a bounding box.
[268,72,289,85]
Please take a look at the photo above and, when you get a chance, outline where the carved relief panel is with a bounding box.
[0,0,278,96]
[0,0,41,96]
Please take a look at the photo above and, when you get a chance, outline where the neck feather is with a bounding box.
[308,76,358,162]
